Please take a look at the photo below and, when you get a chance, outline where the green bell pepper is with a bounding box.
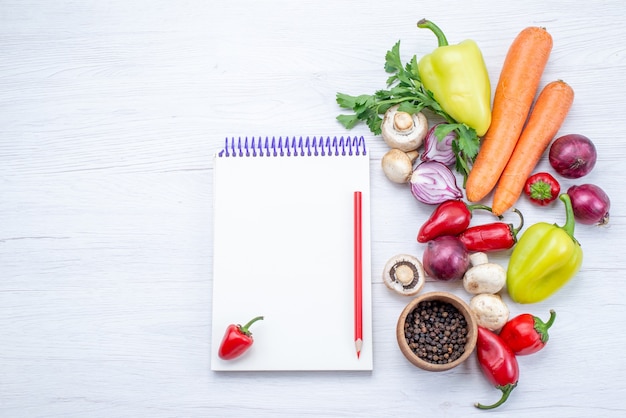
[507,194,583,304]
[417,19,492,136]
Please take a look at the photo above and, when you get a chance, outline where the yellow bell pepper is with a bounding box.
[507,194,583,303]
[417,19,492,136]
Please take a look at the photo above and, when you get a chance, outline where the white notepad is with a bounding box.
[211,136,373,371]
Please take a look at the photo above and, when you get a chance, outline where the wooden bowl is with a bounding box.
[396,291,478,372]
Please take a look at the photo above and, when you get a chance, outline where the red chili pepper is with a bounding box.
[499,310,556,355]
[457,208,524,252]
[218,316,264,360]
[417,199,492,243]
[475,326,519,410]
[524,172,561,206]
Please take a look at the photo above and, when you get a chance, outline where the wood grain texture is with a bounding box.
[1,1,625,417]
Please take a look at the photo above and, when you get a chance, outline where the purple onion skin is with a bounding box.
[549,134,597,179]
[421,123,456,166]
[410,161,462,205]
[567,184,610,225]
[422,236,470,281]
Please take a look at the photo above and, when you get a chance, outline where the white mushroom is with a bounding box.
[463,262,507,295]
[381,105,428,152]
[469,252,489,267]
[469,293,509,332]
[382,254,425,296]
[381,148,419,184]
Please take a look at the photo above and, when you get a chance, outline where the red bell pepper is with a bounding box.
[499,310,556,355]
[475,326,519,410]
[417,199,492,243]
[457,208,524,252]
[524,172,561,206]
[218,316,264,360]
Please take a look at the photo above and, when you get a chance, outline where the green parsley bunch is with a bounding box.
[336,41,481,184]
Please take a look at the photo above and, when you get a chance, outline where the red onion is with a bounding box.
[567,184,610,225]
[410,161,462,205]
[420,123,456,166]
[422,235,470,281]
[549,134,597,178]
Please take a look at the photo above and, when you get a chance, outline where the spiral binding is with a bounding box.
[217,136,367,158]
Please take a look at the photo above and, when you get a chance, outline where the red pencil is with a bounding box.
[354,191,363,358]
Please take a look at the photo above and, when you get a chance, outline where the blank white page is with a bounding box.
[211,136,372,371]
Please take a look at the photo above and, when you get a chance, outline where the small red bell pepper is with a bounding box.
[457,208,524,252]
[417,199,492,243]
[499,310,556,355]
[475,326,519,410]
[218,316,264,360]
[524,172,560,206]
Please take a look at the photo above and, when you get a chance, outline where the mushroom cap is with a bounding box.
[463,263,506,295]
[381,149,418,184]
[382,254,426,296]
[381,105,428,152]
[469,293,510,332]
[469,252,489,267]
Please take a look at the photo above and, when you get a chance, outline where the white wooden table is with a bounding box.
[2,1,625,416]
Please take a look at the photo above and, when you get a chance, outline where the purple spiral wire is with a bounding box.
[217,136,367,158]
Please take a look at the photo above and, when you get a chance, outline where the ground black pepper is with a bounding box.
[404,300,469,364]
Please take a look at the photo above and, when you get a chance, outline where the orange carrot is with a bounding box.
[491,80,575,216]
[466,27,553,202]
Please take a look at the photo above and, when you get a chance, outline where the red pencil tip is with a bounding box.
[355,338,363,359]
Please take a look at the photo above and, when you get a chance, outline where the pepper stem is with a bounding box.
[417,19,449,47]
[558,194,577,240]
[466,203,506,221]
[466,203,493,213]
[239,316,264,335]
[511,208,524,237]
[535,309,557,344]
[529,180,554,200]
[475,383,517,410]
